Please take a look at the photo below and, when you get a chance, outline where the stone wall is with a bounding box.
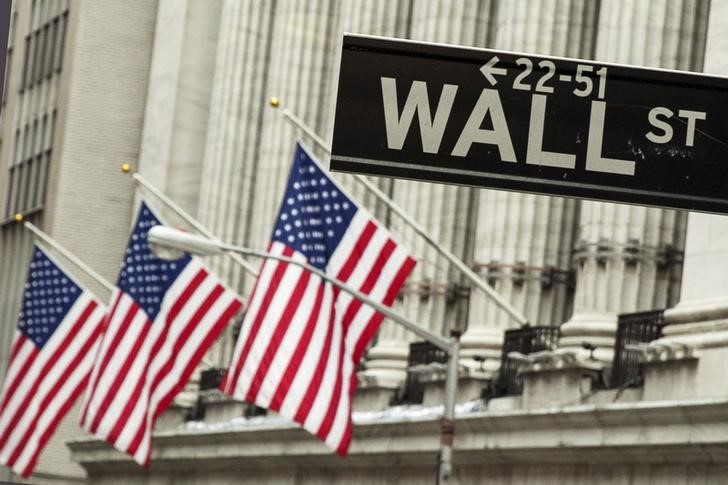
[69,395,728,484]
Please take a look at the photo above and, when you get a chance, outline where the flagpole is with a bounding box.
[222,243,453,349]
[279,106,529,326]
[130,172,260,278]
[148,224,458,484]
[21,220,116,294]
[439,330,459,484]
[23,217,219,370]
[148,225,449,350]
[148,224,459,483]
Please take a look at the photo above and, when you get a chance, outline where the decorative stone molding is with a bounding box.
[661,297,728,349]
[643,301,728,401]
[459,326,504,379]
[558,311,618,363]
[509,349,603,374]
[199,389,245,425]
[361,339,410,389]
[505,349,605,409]
[625,342,698,363]
[572,239,683,267]
[473,261,574,290]
[664,296,728,324]
[398,280,469,303]
[69,398,728,483]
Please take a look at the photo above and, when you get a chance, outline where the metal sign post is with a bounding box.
[147,226,460,484]
[331,34,728,214]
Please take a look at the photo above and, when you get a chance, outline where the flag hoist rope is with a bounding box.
[280,107,528,326]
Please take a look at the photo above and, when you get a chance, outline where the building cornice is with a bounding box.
[68,397,728,475]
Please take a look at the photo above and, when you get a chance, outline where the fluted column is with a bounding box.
[558,0,706,363]
[330,0,414,388]
[461,0,596,375]
[137,0,224,405]
[320,0,411,215]
[198,0,276,285]
[197,0,277,367]
[365,0,496,386]
[646,1,727,400]
[138,0,222,218]
[249,0,341,254]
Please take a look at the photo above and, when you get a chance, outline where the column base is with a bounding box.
[642,296,728,400]
[155,403,189,431]
[558,311,618,363]
[200,390,246,424]
[459,327,505,379]
[662,296,728,348]
[353,373,399,412]
[517,351,603,408]
[362,340,410,389]
[421,370,490,407]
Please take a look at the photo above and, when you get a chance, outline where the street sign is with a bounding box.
[330,34,728,214]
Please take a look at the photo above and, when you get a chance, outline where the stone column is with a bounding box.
[644,0,728,401]
[198,0,276,292]
[196,0,278,367]
[558,0,706,363]
[331,0,414,390]
[363,0,496,387]
[461,0,596,376]
[136,0,224,406]
[138,0,222,218]
[320,0,411,215]
[248,0,341,253]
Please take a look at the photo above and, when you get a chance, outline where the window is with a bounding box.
[2,0,68,221]
[18,4,67,92]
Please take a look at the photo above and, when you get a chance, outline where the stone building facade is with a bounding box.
[2,0,728,483]
[0,0,157,481]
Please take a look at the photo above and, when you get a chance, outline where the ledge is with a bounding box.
[68,397,728,476]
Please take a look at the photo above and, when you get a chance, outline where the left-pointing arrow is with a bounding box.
[480,56,507,86]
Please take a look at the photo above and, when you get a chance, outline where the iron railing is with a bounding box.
[187,368,226,421]
[610,309,665,388]
[493,325,561,396]
[199,367,226,391]
[395,341,449,405]
[190,367,267,420]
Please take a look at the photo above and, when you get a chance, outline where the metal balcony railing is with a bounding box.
[493,325,561,396]
[395,341,449,405]
[199,367,227,391]
[610,309,665,388]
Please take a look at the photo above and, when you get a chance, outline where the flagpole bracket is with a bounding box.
[438,330,460,485]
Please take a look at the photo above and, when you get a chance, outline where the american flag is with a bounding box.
[0,246,105,478]
[222,144,416,455]
[79,202,243,466]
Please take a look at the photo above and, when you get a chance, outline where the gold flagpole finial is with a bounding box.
[270,97,280,108]
[121,163,132,173]
[14,213,23,223]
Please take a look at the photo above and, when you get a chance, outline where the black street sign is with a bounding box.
[330,34,728,214]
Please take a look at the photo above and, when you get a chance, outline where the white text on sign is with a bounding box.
[381,56,707,177]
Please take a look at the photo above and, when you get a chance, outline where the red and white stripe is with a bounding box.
[79,258,243,465]
[0,292,105,478]
[223,210,415,454]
